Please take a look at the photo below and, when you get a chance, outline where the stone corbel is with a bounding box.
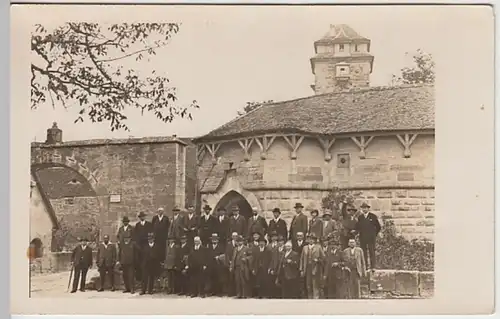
[196,144,206,165]
[204,143,221,163]
[237,138,254,161]
[283,134,305,160]
[316,136,336,161]
[350,136,374,159]
[396,133,418,158]
[254,135,277,160]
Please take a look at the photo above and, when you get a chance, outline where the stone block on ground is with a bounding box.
[394,270,419,296]
[369,269,396,292]
[418,271,434,298]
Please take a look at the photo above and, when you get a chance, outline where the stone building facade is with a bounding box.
[194,25,435,240]
[30,123,197,252]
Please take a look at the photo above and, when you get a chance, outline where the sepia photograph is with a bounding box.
[11,3,494,315]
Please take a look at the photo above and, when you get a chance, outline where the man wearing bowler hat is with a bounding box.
[230,235,252,298]
[199,205,219,246]
[356,202,381,271]
[70,237,93,293]
[246,206,268,241]
[140,233,161,295]
[117,216,134,247]
[206,233,226,296]
[229,205,247,239]
[290,203,308,242]
[134,211,152,281]
[300,233,325,299]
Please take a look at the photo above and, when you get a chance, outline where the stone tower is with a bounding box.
[310,24,374,94]
[45,122,62,145]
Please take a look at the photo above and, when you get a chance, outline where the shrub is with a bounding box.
[322,188,434,271]
[376,216,434,271]
[51,215,100,252]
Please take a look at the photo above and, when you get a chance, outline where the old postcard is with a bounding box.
[10,3,494,315]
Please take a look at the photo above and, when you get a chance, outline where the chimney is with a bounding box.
[45,122,62,145]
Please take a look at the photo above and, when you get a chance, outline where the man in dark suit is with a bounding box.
[276,241,300,299]
[292,232,306,254]
[199,205,220,246]
[356,202,381,271]
[267,208,287,240]
[152,207,170,261]
[251,237,272,298]
[117,216,134,246]
[308,209,322,238]
[290,203,308,242]
[206,233,226,296]
[215,207,230,247]
[230,235,252,298]
[96,235,117,292]
[178,235,190,295]
[246,207,268,241]
[224,232,239,296]
[228,206,247,238]
[323,235,347,299]
[134,211,153,281]
[187,236,208,297]
[118,237,136,293]
[164,236,180,294]
[140,233,162,295]
[70,237,93,293]
[183,206,200,246]
[268,234,285,298]
[340,204,358,250]
[168,206,184,240]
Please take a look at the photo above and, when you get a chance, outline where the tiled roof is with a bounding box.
[195,84,434,142]
[316,24,370,43]
[34,167,97,199]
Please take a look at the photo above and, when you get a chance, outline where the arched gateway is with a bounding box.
[213,190,253,219]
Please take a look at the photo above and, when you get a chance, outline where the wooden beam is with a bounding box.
[283,134,305,159]
[350,136,374,159]
[237,138,254,161]
[396,133,418,158]
[254,135,277,160]
[316,136,336,161]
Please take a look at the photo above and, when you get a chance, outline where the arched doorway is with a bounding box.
[29,238,44,259]
[214,190,253,220]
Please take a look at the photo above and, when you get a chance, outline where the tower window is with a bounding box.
[355,44,359,52]
[339,44,345,52]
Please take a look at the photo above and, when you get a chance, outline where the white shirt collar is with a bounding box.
[140,220,145,225]
[149,242,154,247]
[195,245,200,250]
[274,217,280,222]
[205,214,210,219]
[81,245,87,249]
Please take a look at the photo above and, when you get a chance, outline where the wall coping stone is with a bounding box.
[31,136,186,148]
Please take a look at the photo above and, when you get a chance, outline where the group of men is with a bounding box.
[69,201,382,299]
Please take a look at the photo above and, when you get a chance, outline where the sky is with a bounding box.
[29,6,444,142]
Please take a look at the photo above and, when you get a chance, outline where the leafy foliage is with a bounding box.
[237,100,274,116]
[391,49,435,85]
[321,188,434,271]
[51,215,100,252]
[376,217,434,271]
[31,22,199,131]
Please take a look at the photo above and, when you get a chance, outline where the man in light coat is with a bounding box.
[300,233,325,299]
[343,238,367,299]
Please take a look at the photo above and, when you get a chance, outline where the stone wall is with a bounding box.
[31,138,186,242]
[184,141,198,208]
[30,181,54,253]
[198,133,434,240]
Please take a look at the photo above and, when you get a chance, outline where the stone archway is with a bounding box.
[214,190,253,219]
[31,162,106,250]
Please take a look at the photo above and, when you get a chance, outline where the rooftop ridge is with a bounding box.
[31,135,187,148]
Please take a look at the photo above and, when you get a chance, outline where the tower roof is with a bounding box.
[315,24,370,44]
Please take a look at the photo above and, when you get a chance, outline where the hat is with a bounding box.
[252,231,261,236]
[310,209,319,216]
[138,211,146,218]
[210,233,219,239]
[258,237,267,243]
[236,235,244,242]
[180,235,187,240]
[232,205,240,211]
[203,204,212,211]
[122,216,130,222]
[347,205,357,211]
[294,203,304,209]
[321,236,328,243]
[168,235,176,240]
[360,202,371,208]
[172,206,180,212]
[147,233,155,239]
[157,207,165,212]
[80,237,88,241]
[322,210,332,217]
[269,230,278,237]
[308,233,318,240]
[277,235,285,242]
[272,208,281,214]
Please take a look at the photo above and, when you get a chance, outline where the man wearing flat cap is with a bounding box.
[300,233,325,299]
[356,202,381,271]
[268,208,288,240]
[246,207,268,241]
[199,205,219,247]
[290,203,308,242]
[152,207,170,261]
